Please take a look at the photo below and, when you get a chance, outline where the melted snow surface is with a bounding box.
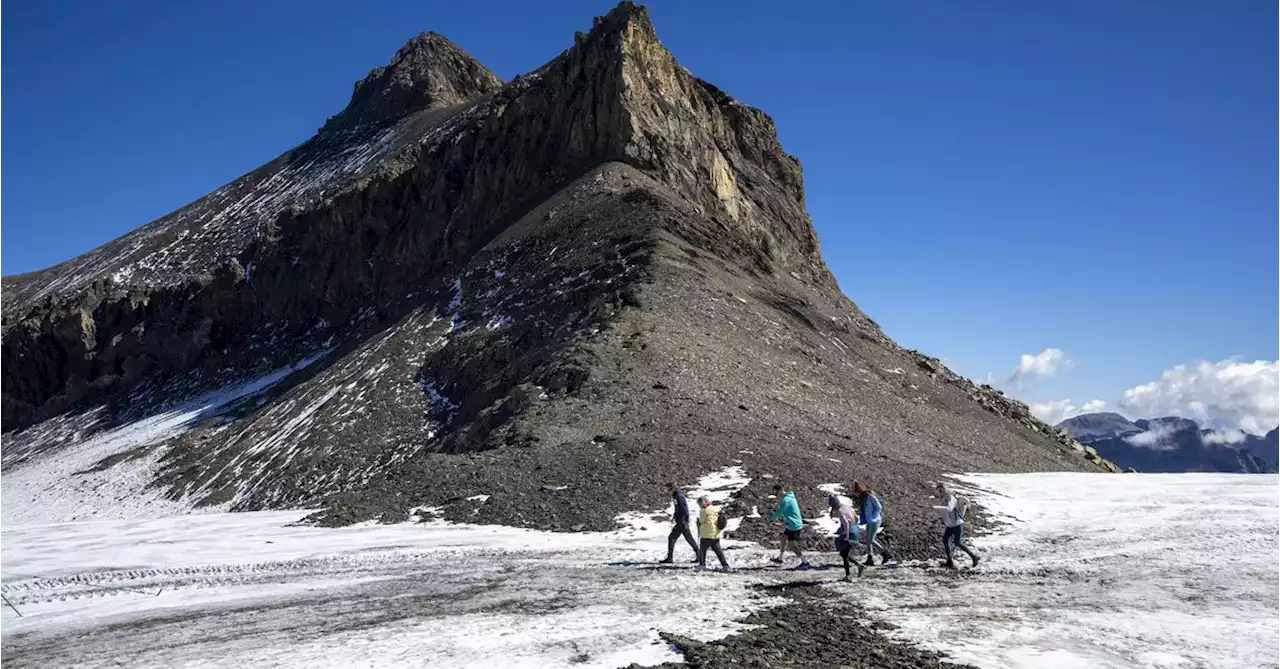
[5,466,1270,668]
[852,472,1280,669]
[2,501,782,667]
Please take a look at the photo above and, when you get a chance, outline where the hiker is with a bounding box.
[828,494,865,580]
[696,495,731,571]
[935,482,980,569]
[852,482,894,566]
[767,484,810,569]
[660,482,699,564]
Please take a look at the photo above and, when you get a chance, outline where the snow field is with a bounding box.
[850,472,1280,669]
[2,466,776,668]
[4,455,1276,669]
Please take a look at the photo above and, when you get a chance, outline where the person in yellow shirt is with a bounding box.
[696,495,731,572]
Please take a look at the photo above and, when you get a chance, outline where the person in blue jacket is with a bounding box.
[767,483,810,569]
[852,482,894,566]
[659,481,699,564]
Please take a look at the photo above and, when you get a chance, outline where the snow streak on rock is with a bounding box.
[1,355,330,526]
[7,102,504,307]
[172,307,454,508]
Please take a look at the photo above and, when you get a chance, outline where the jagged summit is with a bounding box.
[584,0,657,46]
[3,3,1103,552]
[323,31,503,132]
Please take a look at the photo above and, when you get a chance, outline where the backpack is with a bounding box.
[955,497,969,521]
[716,509,729,531]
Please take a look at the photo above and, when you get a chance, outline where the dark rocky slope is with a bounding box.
[646,582,976,669]
[3,3,1105,559]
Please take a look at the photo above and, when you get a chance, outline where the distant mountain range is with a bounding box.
[1056,413,1278,474]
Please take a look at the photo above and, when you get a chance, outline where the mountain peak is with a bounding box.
[1056,412,1141,440]
[323,31,503,131]
[2,3,1104,539]
[554,1,829,285]
[589,0,653,35]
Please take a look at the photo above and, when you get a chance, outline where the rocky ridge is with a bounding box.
[3,2,1106,552]
[2,5,1123,667]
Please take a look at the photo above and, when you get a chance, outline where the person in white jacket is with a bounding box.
[934,483,980,569]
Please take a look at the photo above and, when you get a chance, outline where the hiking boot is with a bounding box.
[882,552,895,564]
[658,557,674,564]
[971,555,981,568]
[864,555,875,567]
[769,557,784,564]
[791,561,812,571]
[856,562,865,577]
[944,561,958,570]
[715,566,731,573]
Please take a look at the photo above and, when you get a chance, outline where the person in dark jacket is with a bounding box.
[852,482,894,566]
[660,481,699,564]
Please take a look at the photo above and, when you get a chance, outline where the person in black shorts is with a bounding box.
[767,484,810,569]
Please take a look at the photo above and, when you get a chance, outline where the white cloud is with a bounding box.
[1124,424,1180,451]
[1119,359,1279,436]
[1203,429,1248,446]
[1029,398,1107,426]
[1009,348,1068,385]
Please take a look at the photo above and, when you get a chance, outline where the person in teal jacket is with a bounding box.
[767,484,810,569]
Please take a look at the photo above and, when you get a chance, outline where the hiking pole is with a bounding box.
[2,594,22,618]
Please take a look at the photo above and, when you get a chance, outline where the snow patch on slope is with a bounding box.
[1,354,328,525]
[809,483,852,535]
[614,465,752,533]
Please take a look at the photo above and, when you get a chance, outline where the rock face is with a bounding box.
[2,3,1097,549]
[1058,413,1279,474]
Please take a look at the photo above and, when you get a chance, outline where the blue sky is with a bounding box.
[3,0,1276,428]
